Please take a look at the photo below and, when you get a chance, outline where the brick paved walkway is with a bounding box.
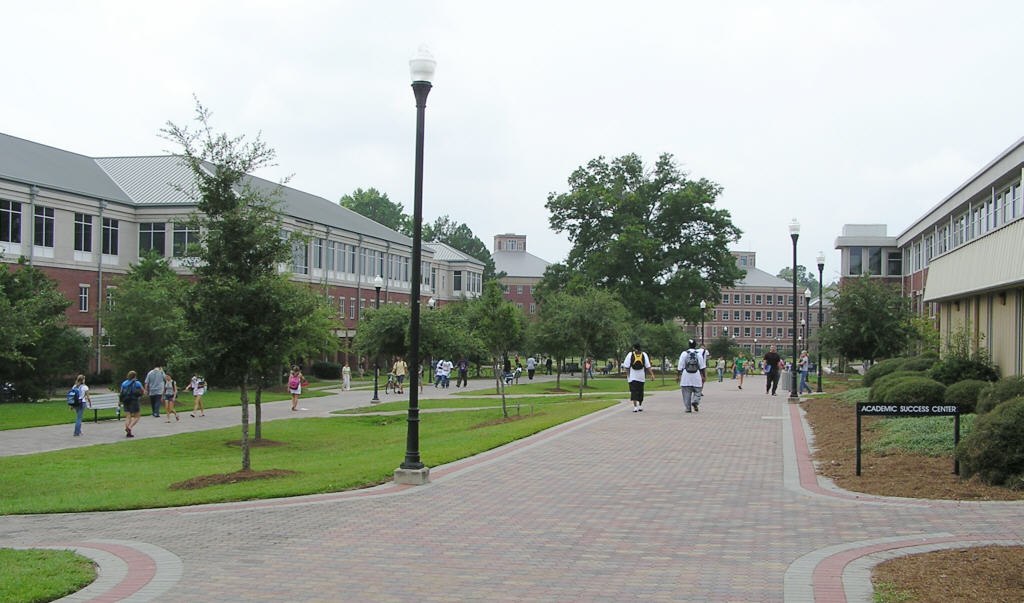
[1,378,1021,602]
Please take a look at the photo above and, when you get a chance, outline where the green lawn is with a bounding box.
[0,398,615,515]
[0,387,331,431]
[0,548,95,603]
[453,374,681,395]
[335,393,622,414]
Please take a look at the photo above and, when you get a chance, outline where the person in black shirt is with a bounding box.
[763,345,783,396]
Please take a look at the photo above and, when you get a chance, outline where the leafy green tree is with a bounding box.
[634,321,686,385]
[340,188,410,234]
[468,280,526,415]
[163,100,332,469]
[706,334,739,361]
[546,153,743,324]
[821,276,916,367]
[530,293,578,391]
[103,253,193,377]
[776,266,820,295]
[423,215,497,280]
[0,261,88,401]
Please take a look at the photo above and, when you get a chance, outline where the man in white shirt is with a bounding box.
[621,342,655,412]
[678,339,707,413]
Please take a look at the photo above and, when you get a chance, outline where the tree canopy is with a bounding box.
[821,276,916,365]
[423,215,497,280]
[545,153,743,324]
[340,188,409,234]
[776,265,823,296]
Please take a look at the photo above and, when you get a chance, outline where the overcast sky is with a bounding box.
[3,1,1023,283]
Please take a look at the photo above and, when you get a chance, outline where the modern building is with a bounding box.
[492,233,550,316]
[0,131,484,372]
[702,251,826,358]
[835,137,1024,377]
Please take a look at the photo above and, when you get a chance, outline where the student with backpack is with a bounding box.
[119,370,144,438]
[621,342,655,412]
[678,339,707,413]
[288,366,305,411]
[67,374,91,437]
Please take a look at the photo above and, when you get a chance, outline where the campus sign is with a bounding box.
[855,402,962,476]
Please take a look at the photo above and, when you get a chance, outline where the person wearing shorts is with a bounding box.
[392,357,408,394]
[163,373,179,422]
[185,374,207,417]
[621,342,655,412]
[735,355,747,389]
[120,370,144,438]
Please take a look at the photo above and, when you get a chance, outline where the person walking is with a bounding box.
[763,345,783,396]
[288,366,304,411]
[715,357,726,382]
[392,357,408,394]
[69,374,90,437]
[735,354,747,389]
[455,357,469,388]
[185,374,206,417]
[621,342,655,412]
[545,357,552,375]
[526,356,537,380]
[119,370,144,438]
[678,339,707,412]
[342,362,352,391]
[163,373,180,422]
[143,365,166,417]
[798,350,814,394]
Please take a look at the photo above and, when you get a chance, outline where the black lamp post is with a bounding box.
[816,251,825,393]
[372,274,383,403]
[788,219,800,401]
[699,299,706,346]
[395,46,435,485]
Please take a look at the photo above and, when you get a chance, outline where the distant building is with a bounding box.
[0,131,483,372]
[701,251,829,358]
[491,233,550,316]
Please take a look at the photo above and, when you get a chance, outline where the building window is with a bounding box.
[867,247,882,275]
[887,252,902,276]
[733,310,740,320]
[765,311,772,321]
[292,240,308,275]
[743,327,751,337]
[0,200,21,243]
[102,218,119,255]
[454,271,463,291]
[516,284,523,295]
[775,295,783,305]
[529,302,536,314]
[106,286,116,309]
[848,246,862,275]
[777,311,784,321]
[721,311,728,321]
[755,294,762,304]
[507,239,518,251]
[733,294,740,304]
[139,223,166,256]
[78,285,90,312]
[766,327,774,337]
[172,223,199,257]
[721,294,729,304]
[744,294,751,304]
[766,295,773,305]
[33,206,55,247]
[312,238,324,270]
[754,327,762,337]
[349,299,356,320]
[755,311,762,321]
[74,213,93,252]
[743,311,751,321]
[732,327,740,337]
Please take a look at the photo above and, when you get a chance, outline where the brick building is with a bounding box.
[492,233,550,316]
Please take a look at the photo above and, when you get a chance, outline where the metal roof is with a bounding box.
[493,250,551,278]
[425,241,484,266]
[0,133,133,203]
[735,267,794,289]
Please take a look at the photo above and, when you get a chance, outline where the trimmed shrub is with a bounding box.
[901,355,938,372]
[977,376,1024,415]
[863,358,908,388]
[929,357,999,385]
[956,396,1024,489]
[943,379,990,414]
[311,360,342,380]
[875,376,946,405]
[869,370,929,402]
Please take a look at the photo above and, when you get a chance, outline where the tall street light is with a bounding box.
[372,274,384,403]
[788,219,800,402]
[804,288,811,343]
[699,299,707,346]
[395,45,434,486]
[816,251,825,393]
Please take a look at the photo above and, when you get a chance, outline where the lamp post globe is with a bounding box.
[816,251,825,392]
[371,275,384,403]
[395,45,435,485]
[699,299,707,346]
[788,219,800,401]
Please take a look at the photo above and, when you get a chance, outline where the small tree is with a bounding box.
[822,276,916,367]
[469,280,526,416]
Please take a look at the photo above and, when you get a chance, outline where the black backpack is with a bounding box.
[630,352,645,370]
[684,350,700,374]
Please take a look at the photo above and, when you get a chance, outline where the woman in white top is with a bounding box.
[185,374,207,417]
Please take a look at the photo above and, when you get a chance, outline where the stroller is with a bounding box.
[384,372,400,394]
[502,367,522,385]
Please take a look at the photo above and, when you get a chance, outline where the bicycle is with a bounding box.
[385,372,400,394]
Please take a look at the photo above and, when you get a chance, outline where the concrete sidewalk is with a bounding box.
[1,377,1021,602]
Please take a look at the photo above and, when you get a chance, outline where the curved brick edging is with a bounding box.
[41,539,181,602]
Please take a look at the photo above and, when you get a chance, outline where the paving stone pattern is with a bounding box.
[1,378,1021,602]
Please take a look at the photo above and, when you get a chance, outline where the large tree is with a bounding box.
[0,261,88,401]
[821,276,916,366]
[546,153,743,324]
[163,100,332,470]
[776,265,821,296]
[340,188,410,234]
[103,252,193,378]
[423,215,497,280]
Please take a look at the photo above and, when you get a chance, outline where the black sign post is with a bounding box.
[856,403,961,476]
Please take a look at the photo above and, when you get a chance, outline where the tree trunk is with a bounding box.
[254,383,262,441]
[495,359,508,418]
[240,380,251,471]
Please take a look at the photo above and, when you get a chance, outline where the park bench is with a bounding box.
[86,392,121,423]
